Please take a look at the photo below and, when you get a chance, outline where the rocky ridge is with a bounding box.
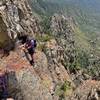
[0,0,100,100]
[50,14,75,69]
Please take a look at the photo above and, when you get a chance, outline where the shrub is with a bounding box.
[66,49,90,74]
[37,43,45,51]
[56,81,72,99]
[35,34,53,42]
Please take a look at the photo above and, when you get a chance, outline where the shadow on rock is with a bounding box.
[0,71,24,100]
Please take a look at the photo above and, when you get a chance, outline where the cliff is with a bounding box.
[0,0,100,100]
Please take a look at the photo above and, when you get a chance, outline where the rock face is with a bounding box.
[0,41,99,100]
[44,39,75,98]
[0,46,74,100]
[69,80,100,100]
[50,14,75,72]
[0,0,42,49]
[0,1,75,99]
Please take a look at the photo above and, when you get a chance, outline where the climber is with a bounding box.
[18,34,37,65]
[25,37,37,65]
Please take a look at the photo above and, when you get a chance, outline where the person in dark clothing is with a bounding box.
[18,34,37,65]
[25,39,37,65]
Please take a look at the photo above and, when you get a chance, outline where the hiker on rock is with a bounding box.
[18,34,37,65]
[25,37,37,65]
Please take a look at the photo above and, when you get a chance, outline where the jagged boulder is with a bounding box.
[0,0,42,49]
[68,80,100,100]
[50,14,76,72]
[44,39,75,99]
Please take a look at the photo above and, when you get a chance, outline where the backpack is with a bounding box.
[27,39,37,48]
[33,39,37,48]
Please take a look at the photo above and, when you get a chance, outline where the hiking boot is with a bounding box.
[30,60,34,66]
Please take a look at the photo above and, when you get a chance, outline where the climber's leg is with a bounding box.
[27,48,35,65]
[30,49,35,65]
